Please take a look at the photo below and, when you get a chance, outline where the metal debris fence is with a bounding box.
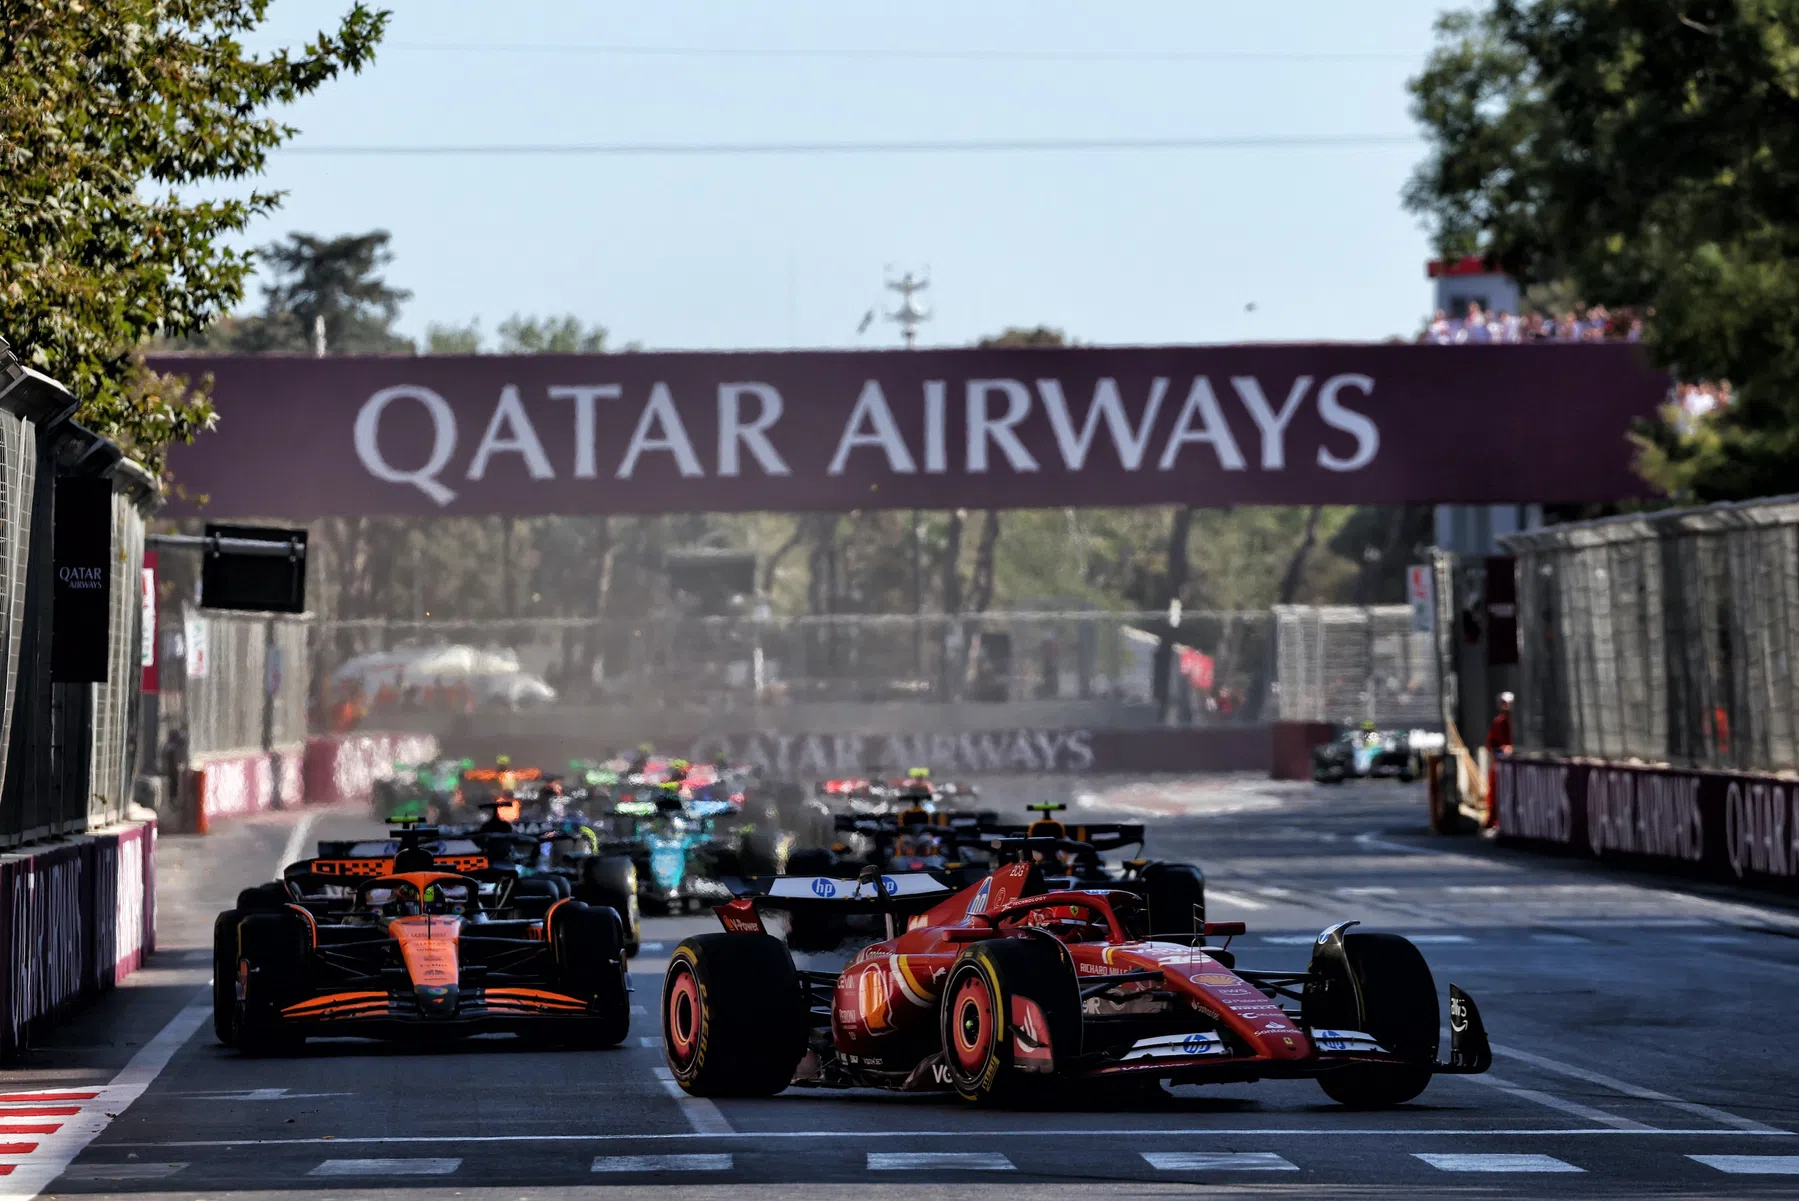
[165,610,312,757]
[313,605,1437,730]
[0,344,161,847]
[1503,496,1799,773]
[1269,605,1440,728]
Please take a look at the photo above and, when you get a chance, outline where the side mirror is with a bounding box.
[1202,922,1246,937]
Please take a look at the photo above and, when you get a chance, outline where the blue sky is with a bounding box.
[243,1,1453,350]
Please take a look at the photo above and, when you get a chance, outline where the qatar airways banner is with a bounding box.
[149,344,1668,517]
[1495,754,1799,897]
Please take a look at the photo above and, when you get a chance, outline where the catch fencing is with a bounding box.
[313,610,1276,722]
[1270,605,1439,728]
[314,604,1437,732]
[0,345,160,848]
[1503,496,1799,773]
[164,610,311,758]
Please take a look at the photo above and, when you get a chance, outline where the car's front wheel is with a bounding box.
[1306,931,1437,1108]
[663,934,806,1097]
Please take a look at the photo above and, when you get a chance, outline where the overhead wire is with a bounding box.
[281,133,1420,158]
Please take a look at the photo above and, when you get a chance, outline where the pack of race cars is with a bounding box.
[214,750,1491,1109]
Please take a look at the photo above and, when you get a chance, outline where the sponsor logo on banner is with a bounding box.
[811,877,837,898]
[1586,767,1703,862]
[1725,781,1799,879]
[692,729,1098,777]
[1496,760,1573,843]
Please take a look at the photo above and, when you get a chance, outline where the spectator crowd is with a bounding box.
[1420,301,1644,344]
[1423,301,1728,425]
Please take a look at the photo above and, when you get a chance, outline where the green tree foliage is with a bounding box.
[0,2,388,468]
[194,231,412,354]
[424,321,482,355]
[1405,2,1799,500]
[498,314,609,354]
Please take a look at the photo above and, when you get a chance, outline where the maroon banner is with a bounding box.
[1495,754,1799,897]
[148,344,1668,517]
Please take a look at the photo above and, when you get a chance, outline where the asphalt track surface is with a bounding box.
[10,775,1799,1200]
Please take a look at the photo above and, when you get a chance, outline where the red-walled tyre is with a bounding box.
[663,934,807,1097]
[939,936,1079,1106]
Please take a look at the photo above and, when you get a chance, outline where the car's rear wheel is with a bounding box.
[236,882,289,912]
[581,856,641,956]
[1306,932,1437,1108]
[552,901,631,1047]
[212,910,242,1047]
[663,933,806,1097]
[235,912,309,1057]
[940,936,1080,1106]
[1142,862,1207,936]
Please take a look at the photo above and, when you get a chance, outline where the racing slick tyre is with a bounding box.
[551,902,632,1048]
[581,855,642,956]
[235,912,310,1057]
[1142,862,1207,936]
[371,778,398,819]
[212,911,242,1048]
[1305,932,1438,1108]
[236,882,290,911]
[663,933,807,1098]
[510,876,566,919]
[940,936,1081,1107]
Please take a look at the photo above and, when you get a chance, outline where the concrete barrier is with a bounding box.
[1494,753,1799,897]
[1269,721,1337,780]
[0,818,156,1058]
[437,725,1270,778]
[302,732,440,806]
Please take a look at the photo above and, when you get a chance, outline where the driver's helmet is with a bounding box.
[712,752,731,770]
[370,880,421,918]
[666,758,691,783]
[420,879,471,917]
[1360,720,1377,732]
[655,779,684,814]
[898,773,934,802]
[496,754,512,767]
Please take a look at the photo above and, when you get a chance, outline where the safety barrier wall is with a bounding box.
[302,732,439,806]
[440,726,1268,778]
[189,732,439,824]
[0,818,156,1057]
[1493,754,1799,897]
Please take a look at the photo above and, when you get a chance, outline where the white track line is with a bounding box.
[114,1127,1798,1148]
[1492,1043,1786,1135]
[650,1067,732,1135]
[1465,1074,1655,1131]
[1203,889,1268,911]
[275,810,321,876]
[0,992,210,1200]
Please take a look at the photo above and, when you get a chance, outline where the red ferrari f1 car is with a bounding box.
[663,843,1490,1107]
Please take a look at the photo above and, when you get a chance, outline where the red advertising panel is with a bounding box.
[150,343,1669,518]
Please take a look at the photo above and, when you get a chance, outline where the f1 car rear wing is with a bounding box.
[974,821,1146,855]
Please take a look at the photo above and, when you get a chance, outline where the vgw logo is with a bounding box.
[930,1062,953,1084]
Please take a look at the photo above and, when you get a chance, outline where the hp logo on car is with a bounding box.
[811,878,837,898]
[1182,1033,1209,1055]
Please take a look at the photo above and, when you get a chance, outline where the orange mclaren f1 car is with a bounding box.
[665,840,1490,1107]
[213,826,630,1054]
